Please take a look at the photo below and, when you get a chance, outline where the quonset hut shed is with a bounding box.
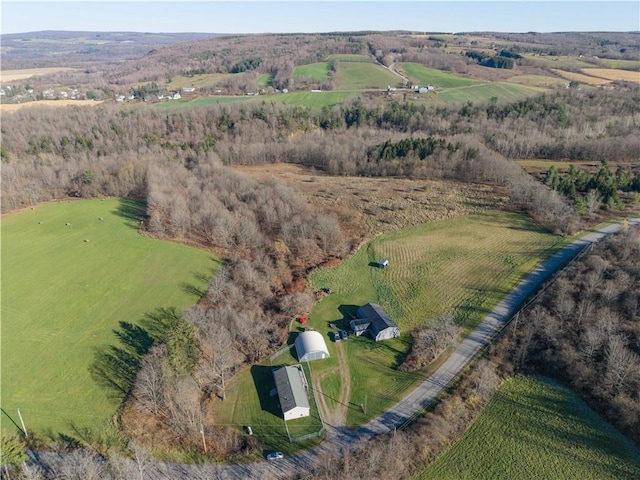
[295,331,330,362]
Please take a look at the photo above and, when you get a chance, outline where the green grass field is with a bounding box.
[335,62,401,90]
[401,63,482,88]
[596,58,640,70]
[166,73,237,90]
[326,54,372,62]
[306,211,566,425]
[153,91,356,110]
[1,199,217,436]
[257,73,274,88]
[507,74,568,87]
[416,376,640,480]
[437,82,546,104]
[268,90,356,108]
[521,54,599,70]
[293,62,330,81]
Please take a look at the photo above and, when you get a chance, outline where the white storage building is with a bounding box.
[295,331,330,362]
[273,365,310,421]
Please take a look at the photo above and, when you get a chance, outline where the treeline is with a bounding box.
[465,51,515,69]
[545,161,640,212]
[4,92,613,232]
[507,227,640,443]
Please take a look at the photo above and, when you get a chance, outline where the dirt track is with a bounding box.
[313,341,351,428]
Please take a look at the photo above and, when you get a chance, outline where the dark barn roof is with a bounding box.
[356,303,398,336]
[273,365,309,414]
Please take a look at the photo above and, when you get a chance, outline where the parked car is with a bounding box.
[266,451,284,460]
[244,425,253,435]
[333,331,341,342]
[340,330,348,340]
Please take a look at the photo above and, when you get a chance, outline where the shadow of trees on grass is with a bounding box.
[89,308,180,403]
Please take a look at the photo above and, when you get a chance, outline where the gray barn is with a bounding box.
[350,303,400,342]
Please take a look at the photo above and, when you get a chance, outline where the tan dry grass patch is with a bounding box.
[0,99,104,113]
[233,163,509,240]
[550,69,611,86]
[582,68,640,83]
[0,67,77,82]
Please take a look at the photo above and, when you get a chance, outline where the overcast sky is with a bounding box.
[2,1,639,35]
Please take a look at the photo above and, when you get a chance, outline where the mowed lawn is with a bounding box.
[335,62,401,90]
[307,211,566,425]
[401,62,482,88]
[438,82,545,104]
[417,376,640,480]
[1,198,217,436]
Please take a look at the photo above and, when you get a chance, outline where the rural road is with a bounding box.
[144,218,640,479]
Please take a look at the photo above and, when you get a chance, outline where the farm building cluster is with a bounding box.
[273,303,399,421]
[350,303,400,342]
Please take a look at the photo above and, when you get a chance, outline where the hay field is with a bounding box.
[550,69,611,86]
[293,62,330,81]
[0,67,77,82]
[309,212,566,425]
[507,74,568,87]
[582,68,640,83]
[437,82,545,104]
[1,199,217,436]
[0,99,104,113]
[166,72,237,89]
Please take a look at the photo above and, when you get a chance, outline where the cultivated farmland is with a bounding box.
[1,199,217,435]
[417,376,640,480]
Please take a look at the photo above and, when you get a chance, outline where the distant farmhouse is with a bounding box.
[273,365,310,421]
[350,303,400,342]
[295,331,330,362]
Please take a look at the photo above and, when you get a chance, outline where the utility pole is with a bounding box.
[200,424,207,454]
[17,409,27,439]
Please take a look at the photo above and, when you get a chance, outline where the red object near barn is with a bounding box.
[299,317,308,324]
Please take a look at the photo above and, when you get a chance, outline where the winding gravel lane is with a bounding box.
[145,219,639,479]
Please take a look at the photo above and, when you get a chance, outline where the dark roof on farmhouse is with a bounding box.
[357,303,398,335]
[273,365,309,414]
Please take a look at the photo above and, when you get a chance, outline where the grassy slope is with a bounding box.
[1,199,217,435]
[417,376,640,480]
[438,82,546,104]
[327,54,372,62]
[307,211,565,425]
[335,63,401,90]
[257,73,274,88]
[401,62,482,88]
[293,62,330,81]
[507,74,568,87]
[166,73,237,89]
[156,91,356,109]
